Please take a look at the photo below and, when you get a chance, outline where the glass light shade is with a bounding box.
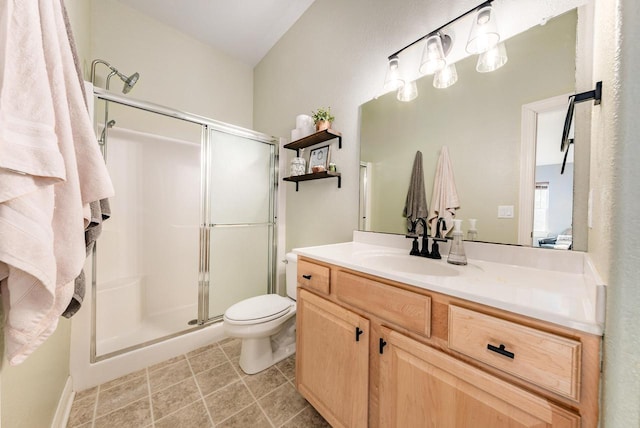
[476,42,508,72]
[466,5,500,54]
[433,63,458,88]
[397,80,418,102]
[383,57,405,91]
[419,34,446,75]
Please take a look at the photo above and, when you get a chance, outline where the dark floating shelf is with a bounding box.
[283,171,341,191]
[284,129,342,154]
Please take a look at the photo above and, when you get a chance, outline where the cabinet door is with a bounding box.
[296,289,369,428]
[379,327,580,428]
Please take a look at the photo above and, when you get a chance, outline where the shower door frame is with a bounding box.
[92,88,278,361]
[198,126,279,324]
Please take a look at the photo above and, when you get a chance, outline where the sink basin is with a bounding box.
[354,253,460,277]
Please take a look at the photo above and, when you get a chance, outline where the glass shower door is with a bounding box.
[204,129,276,321]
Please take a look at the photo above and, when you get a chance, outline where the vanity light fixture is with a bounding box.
[383,0,506,100]
[397,80,419,102]
[383,56,405,91]
[476,42,508,72]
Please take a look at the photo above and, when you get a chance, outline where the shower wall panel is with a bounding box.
[96,118,201,357]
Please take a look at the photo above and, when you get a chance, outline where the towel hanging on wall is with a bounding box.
[0,0,114,365]
[402,151,429,234]
[428,146,460,238]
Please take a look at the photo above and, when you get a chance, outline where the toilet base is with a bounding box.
[238,317,296,375]
[239,339,296,375]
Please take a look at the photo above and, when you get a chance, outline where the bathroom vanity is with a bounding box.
[294,233,604,427]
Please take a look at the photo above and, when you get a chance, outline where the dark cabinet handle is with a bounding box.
[355,327,364,342]
[487,343,515,359]
[379,338,387,354]
[302,274,312,280]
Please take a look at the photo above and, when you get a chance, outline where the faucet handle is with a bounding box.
[430,239,442,259]
[407,235,420,255]
[435,217,447,239]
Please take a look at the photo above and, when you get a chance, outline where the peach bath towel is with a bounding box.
[428,146,460,238]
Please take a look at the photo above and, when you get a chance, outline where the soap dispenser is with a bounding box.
[447,219,467,265]
[467,218,478,241]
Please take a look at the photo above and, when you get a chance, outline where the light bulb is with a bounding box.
[433,63,458,88]
[397,80,418,102]
[419,34,446,75]
[476,42,508,72]
[383,57,405,92]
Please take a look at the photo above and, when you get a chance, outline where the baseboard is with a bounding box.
[51,376,74,428]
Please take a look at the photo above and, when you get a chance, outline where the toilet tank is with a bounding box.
[285,252,298,299]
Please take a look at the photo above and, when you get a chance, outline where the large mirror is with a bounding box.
[359,9,587,250]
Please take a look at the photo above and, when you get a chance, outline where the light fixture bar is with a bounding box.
[387,0,493,61]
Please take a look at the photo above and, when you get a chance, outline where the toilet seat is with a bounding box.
[225,294,293,325]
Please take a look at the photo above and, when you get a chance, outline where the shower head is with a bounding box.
[90,59,140,94]
[106,119,116,128]
[123,72,139,93]
[116,71,140,94]
[110,69,140,94]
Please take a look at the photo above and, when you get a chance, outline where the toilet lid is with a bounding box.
[225,294,293,324]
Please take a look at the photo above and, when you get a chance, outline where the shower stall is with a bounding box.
[78,88,278,369]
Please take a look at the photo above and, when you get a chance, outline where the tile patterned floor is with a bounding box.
[67,338,330,427]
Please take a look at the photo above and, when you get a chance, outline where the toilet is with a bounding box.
[223,253,298,374]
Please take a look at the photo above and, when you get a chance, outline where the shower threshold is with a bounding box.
[95,304,221,361]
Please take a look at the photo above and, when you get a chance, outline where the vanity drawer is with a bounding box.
[335,271,431,338]
[297,259,330,295]
[448,305,581,400]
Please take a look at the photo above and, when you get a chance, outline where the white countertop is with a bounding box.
[294,238,605,336]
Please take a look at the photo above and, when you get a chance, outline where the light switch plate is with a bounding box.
[498,205,514,219]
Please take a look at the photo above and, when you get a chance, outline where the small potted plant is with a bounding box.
[311,107,335,131]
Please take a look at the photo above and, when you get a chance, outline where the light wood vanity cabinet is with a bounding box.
[296,288,369,428]
[448,305,582,401]
[297,259,331,295]
[295,256,601,427]
[379,326,580,427]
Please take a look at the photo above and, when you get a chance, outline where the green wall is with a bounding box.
[1,314,71,428]
[361,11,577,243]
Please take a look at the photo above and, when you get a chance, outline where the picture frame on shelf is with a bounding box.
[308,145,331,173]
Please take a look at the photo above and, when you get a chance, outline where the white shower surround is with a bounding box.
[71,257,226,390]
[95,277,203,356]
[71,127,218,389]
[70,115,283,389]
